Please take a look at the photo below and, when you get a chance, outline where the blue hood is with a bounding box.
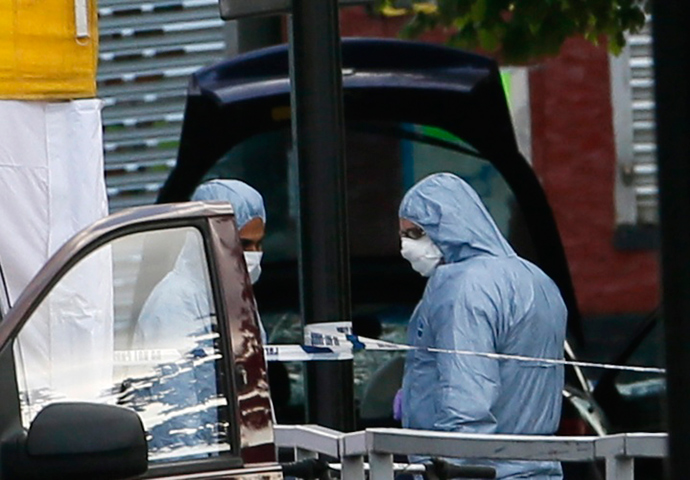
[192,179,266,230]
[399,172,515,264]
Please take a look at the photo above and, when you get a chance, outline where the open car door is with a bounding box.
[0,203,279,480]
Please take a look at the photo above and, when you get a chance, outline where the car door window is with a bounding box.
[13,226,235,463]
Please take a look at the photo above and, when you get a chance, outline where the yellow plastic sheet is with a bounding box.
[0,0,98,99]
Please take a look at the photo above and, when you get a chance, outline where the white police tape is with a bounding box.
[114,348,181,366]
[263,344,353,362]
[263,322,667,375]
[256,322,353,361]
[303,321,353,348]
[110,323,665,374]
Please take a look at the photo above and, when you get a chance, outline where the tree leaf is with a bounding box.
[398,0,647,63]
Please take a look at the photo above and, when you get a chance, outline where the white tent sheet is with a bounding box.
[0,99,112,422]
[0,99,108,301]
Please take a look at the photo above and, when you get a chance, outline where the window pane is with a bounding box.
[14,227,234,462]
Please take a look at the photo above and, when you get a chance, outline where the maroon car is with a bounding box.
[0,203,281,479]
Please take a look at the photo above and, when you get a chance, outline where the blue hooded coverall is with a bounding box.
[133,179,267,348]
[127,179,267,458]
[191,179,268,343]
[399,173,567,479]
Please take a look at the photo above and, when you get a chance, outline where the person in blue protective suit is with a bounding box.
[398,172,567,480]
[191,179,268,342]
[133,179,267,346]
[124,179,268,459]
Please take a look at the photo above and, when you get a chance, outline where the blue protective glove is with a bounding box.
[393,388,403,421]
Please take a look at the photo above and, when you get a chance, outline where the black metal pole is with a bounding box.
[652,1,690,478]
[288,0,355,431]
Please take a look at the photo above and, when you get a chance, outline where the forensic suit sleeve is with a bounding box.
[427,274,501,434]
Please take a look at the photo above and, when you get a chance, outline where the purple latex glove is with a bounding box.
[393,388,403,421]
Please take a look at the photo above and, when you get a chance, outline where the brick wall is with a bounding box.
[339,7,660,317]
[529,37,659,316]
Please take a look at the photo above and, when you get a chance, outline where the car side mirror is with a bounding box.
[1,402,147,480]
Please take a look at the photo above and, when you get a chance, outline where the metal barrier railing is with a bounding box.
[274,425,667,480]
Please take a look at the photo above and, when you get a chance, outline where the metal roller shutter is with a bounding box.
[98,0,227,211]
[628,22,656,225]
[612,19,657,227]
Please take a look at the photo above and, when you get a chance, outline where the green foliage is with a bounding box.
[379,0,649,63]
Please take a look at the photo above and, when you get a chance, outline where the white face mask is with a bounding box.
[243,251,263,284]
[400,236,443,277]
